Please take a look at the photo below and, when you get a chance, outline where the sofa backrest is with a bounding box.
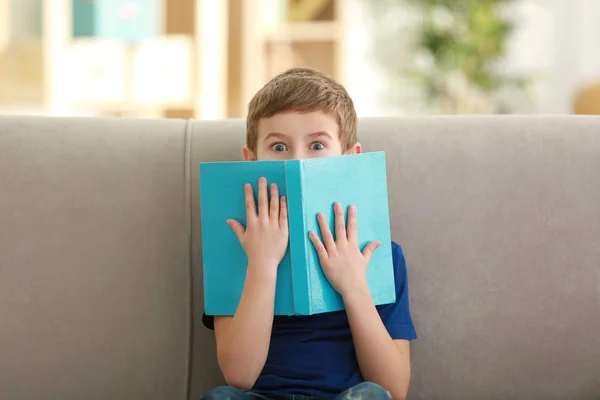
[1,115,599,400]
[0,117,191,400]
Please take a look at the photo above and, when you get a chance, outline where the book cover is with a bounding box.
[199,152,396,316]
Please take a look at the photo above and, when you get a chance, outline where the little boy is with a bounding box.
[201,67,416,400]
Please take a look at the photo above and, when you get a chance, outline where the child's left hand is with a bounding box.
[309,202,381,297]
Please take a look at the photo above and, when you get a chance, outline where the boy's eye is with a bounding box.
[310,142,325,151]
[271,143,287,152]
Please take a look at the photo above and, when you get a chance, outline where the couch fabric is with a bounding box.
[1,115,599,400]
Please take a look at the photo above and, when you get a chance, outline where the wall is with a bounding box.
[544,0,600,113]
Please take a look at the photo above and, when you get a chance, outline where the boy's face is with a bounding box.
[243,111,361,161]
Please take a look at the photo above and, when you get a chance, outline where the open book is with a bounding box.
[199,152,396,316]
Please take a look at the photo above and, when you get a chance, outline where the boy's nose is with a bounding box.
[290,150,307,160]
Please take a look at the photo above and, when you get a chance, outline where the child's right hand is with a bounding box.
[226,177,289,276]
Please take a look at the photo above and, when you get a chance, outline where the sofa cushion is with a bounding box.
[0,116,191,400]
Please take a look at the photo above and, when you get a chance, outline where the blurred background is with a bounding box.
[1,0,600,120]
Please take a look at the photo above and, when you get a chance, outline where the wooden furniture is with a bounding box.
[231,0,346,118]
[0,0,345,119]
[573,81,600,114]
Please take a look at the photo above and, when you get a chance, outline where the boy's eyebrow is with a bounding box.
[263,131,333,141]
[263,132,289,141]
[308,131,334,140]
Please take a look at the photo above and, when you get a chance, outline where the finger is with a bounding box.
[279,196,288,229]
[226,219,245,242]
[309,231,328,260]
[318,212,336,251]
[269,183,279,221]
[257,177,268,219]
[333,202,346,242]
[244,183,257,220]
[362,240,382,261]
[347,205,357,243]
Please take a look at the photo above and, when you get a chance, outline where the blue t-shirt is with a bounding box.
[202,241,417,398]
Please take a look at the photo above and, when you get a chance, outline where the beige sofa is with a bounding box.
[1,115,599,400]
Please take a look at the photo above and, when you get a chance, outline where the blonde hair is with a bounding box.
[246,67,357,153]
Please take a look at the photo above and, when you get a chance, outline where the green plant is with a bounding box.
[366,0,532,113]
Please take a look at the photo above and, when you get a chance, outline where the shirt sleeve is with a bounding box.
[202,312,215,330]
[377,241,417,340]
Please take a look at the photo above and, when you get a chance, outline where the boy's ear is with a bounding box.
[242,145,257,161]
[344,142,362,155]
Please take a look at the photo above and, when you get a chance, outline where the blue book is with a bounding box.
[199,152,396,316]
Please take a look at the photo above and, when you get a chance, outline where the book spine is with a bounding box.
[284,160,311,315]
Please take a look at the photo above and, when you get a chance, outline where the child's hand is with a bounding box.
[309,202,381,297]
[227,177,289,276]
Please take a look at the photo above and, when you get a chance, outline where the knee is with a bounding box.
[342,382,391,400]
[200,385,247,400]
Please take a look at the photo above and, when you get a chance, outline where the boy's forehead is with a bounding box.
[257,111,339,141]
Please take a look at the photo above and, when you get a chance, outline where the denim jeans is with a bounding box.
[200,381,392,400]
